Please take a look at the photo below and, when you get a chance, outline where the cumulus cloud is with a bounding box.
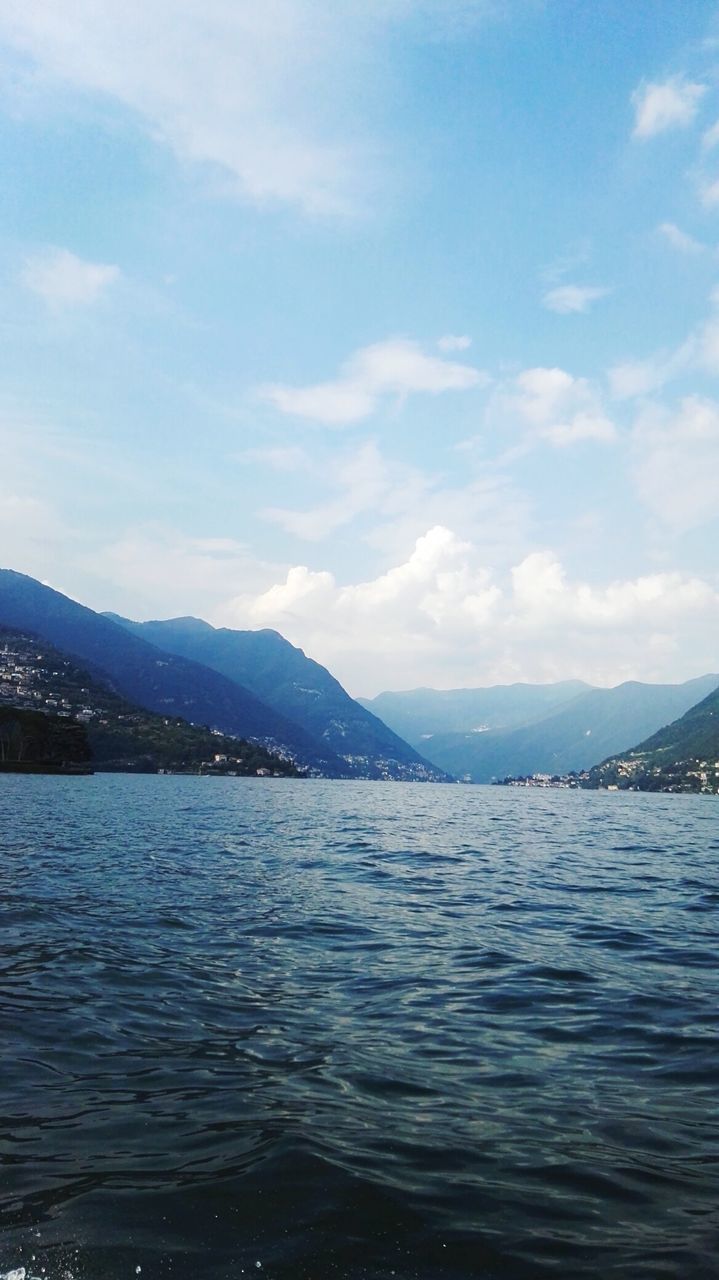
[632,395,719,532]
[506,366,616,446]
[21,247,120,306]
[216,525,719,693]
[260,336,485,425]
[542,284,610,314]
[632,75,707,139]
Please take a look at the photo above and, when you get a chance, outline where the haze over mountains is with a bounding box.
[1,567,716,784]
[361,677,719,782]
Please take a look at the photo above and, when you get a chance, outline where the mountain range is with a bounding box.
[361,675,719,782]
[1,567,716,785]
[0,570,446,781]
[104,613,437,779]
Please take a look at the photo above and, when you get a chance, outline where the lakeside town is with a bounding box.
[0,629,295,776]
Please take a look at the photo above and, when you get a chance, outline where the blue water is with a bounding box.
[1,776,718,1280]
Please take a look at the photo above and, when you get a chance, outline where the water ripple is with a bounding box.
[1,776,717,1280]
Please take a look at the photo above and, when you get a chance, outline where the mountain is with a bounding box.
[105,614,448,782]
[374,676,719,782]
[0,625,297,775]
[0,570,347,775]
[359,681,591,743]
[588,685,719,793]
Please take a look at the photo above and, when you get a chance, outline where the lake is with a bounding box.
[1,776,717,1279]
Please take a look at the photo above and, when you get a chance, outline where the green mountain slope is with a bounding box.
[0,570,348,775]
[0,626,297,775]
[105,614,449,782]
[588,685,719,793]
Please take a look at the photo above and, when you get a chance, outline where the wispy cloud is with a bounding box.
[0,1,383,217]
[437,333,472,351]
[608,287,719,399]
[0,1,500,218]
[236,445,311,472]
[542,284,610,314]
[21,247,120,307]
[702,117,719,149]
[632,75,707,139]
[700,176,719,207]
[632,395,719,532]
[259,336,486,425]
[263,441,389,540]
[657,221,706,254]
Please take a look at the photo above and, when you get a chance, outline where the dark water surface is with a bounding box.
[1,777,718,1280]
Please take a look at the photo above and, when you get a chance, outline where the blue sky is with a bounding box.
[1,0,719,694]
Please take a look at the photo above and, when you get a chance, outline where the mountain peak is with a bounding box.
[157,615,215,634]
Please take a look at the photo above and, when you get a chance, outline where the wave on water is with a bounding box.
[1,777,718,1280]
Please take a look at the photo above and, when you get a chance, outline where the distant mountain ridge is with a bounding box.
[360,681,591,740]
[105,613,447,782]
[362,675,719,781]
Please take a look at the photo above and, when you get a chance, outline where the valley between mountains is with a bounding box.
[1,567,717,788]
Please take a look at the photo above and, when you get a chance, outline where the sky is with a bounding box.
[1,0,719,696]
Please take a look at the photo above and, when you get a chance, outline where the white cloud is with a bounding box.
[541,413,616,447]
[608,287,719,400]
[656,221,705,254]
[700,176,719,207]
[632,75,707,139]
[702,117,719,150]
[632,395,719,532]
[262,439,532,563]
[608,354,676,400]
[263,440,390,539]
[21,246,120,306]
[0,1,496,217]
[260,336,485,425]
[0,1,380,216]
[438,333,472,351]
[505,366,616,446]
[542,284,610,314]
[216,525,719,693]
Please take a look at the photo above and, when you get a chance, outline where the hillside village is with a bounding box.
[585,753,719,795]
[0,629,297,776]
